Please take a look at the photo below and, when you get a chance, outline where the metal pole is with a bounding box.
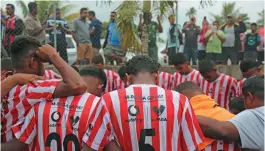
[53,4,57,50]
[175,1,179,53]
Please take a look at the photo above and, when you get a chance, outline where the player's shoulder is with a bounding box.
[193,69,201,74]
[224,74,237,82]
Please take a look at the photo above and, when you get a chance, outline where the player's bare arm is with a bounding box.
[196,115,240,141]
[1,138,27,151]
[1,73,45,99]
[37,44,87,97]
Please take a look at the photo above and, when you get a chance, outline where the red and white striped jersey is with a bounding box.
[201,140,241,151]
[104,69,119,93]
[200,74,238,110]
[43,70,61,79]
[114,78,129,90]
[12,93,100,151]
[172,69,202,89]
[1,79,60,143]
[237,78,246,97]
[83,84,205,151]
[158,71,173,89]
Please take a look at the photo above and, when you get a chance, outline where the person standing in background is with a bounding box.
[238,33,245,63]
[72,8,92,65]
[24,2,48,44]
[88,11,102,56]
[3,4,24,52]
[138,13,163,62]
[220,15,246,65]
[162,14,182,65]
[182,16,200,65]
[46,8,71,63]
[198,17,210,62]
[1,9,6,40]
[204,21,226,64]
[257,25,264,64]
[103,11,125,64]
[244,23,261,61]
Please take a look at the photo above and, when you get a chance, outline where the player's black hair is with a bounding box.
[251,23,257,27]
[80,8,88,14]
[117,65,127,78]
[240,59,260,73]
[9,35,41,69]
[88,11,95,16]
[229,97,245,114]
[1,58,13,71]
[79,66,107,90]
[92,55,104,64]
[242,75,264,101]
[198,60,215,74]
[6,4,15,11]
[28,2,37,12]
[71,65,79,73]
[125,55,158,76]
[111,11,117,14]
[171,53,188,66]
[175,81,203,94]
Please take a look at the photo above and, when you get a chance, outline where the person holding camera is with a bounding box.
[24,2,48,44]
[204,21,226,64]
[219,15,246,65]
[182,16,200,65]
[46,8,71,63]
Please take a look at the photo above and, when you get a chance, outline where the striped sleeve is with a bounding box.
[26,80,60,100]
[44,70,61,79]
[180,96,205,151]
[12,107,37,144]
[82,98,114,150]
[171,73,177,90]
[231,78,238,98]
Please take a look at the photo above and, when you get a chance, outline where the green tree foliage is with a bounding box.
[186,7,197,18]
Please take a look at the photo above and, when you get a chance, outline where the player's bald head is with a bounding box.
[175,81,203,99]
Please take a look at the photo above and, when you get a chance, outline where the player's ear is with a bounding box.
[153,72,159,85]
[126,74,132,85]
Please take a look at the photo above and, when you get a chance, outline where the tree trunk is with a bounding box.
[141,1,151,55]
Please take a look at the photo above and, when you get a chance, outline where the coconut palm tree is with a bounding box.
[257,10,264,26]
[210,2,241,25]
[113,0,178,53]
[16,0,77,22]
[186,7,197,18]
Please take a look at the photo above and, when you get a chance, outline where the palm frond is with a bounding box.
[240,13,249,22]
[257,10,264,26]
[96,0,112,7]
[64,12,79,21]
[16,0,28,17]
[116,0,141,52]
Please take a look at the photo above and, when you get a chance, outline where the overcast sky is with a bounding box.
[1,0,264,39]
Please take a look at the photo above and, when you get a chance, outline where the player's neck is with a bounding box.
[186,66,193,74]
[132,77,156,85]
[213,72,221,81]
[9,14,15,18]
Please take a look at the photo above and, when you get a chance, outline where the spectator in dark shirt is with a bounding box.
[244,23,261,61]
[3,3,24,52]
[46,8,71,63]
[88,11,102,56]
[182,16,200,65]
